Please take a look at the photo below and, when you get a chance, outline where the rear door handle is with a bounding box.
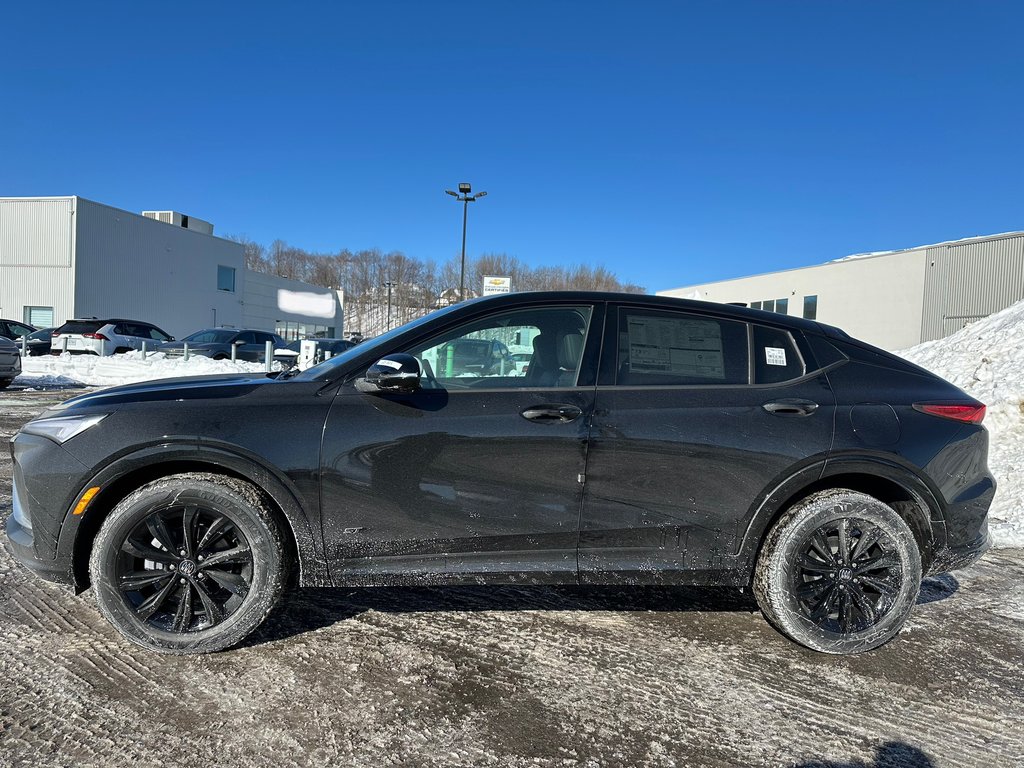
[762,400,819,417]
[521,404,583,423]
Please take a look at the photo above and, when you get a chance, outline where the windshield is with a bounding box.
[183,329,238,344]
[291,304,465,381]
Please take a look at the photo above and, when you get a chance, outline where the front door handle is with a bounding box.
[762,400,819,417]
[521,404,583,423]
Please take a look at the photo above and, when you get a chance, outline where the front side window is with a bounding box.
[404,306,593,390]
[217,265,236,292]
[615,308,749,386]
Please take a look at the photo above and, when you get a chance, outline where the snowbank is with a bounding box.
[896,299,1024,548]
[16,351,280,389]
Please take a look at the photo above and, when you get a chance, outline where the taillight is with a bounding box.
[83,333,109,341]
[913,403,986,424]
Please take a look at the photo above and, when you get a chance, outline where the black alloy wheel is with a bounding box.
[792,518,903,635]
[90,473,288,653]
[116,505,253,633]
[754,489,922,654]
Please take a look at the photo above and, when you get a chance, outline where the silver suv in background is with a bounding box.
[51,319,173,356]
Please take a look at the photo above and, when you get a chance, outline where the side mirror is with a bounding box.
[363,353,421,393]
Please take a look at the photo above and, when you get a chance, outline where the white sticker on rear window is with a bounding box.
[376,358,402,370]
[765,347,787,366]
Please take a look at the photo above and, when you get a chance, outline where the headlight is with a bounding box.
[21,414,108,444]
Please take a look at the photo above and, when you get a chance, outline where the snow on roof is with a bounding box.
[831,231,1024,262]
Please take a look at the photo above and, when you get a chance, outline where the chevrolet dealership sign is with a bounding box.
[483,276,512,295]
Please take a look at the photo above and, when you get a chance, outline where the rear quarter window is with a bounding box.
[753,325,805,384]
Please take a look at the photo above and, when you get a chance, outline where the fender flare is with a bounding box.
[57,441,329,589]
[735,455,944,573]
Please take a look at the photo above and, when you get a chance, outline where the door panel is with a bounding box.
[579,305,835,584]
[320,387,592,584]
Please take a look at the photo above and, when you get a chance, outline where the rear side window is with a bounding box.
[753,325,805,384]
[616,308,749,386]
[56,320,104,335]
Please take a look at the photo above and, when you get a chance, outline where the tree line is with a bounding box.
[228,236,645,336]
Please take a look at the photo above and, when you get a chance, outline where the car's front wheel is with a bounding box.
[754,489,922,654]
[89,473,289,654]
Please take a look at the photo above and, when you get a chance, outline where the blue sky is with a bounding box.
[3,2,1022,291]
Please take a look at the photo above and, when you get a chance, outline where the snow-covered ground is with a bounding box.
[10,304,1023,547]
[15,351,280,389]
[897,299,1024,549]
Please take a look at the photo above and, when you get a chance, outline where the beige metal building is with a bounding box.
[658,231,1024,350]
[0,196,343,339]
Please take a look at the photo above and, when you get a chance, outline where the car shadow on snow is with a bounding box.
[247,582,763,647]
[247,574,961,649]
[795,740,936,768]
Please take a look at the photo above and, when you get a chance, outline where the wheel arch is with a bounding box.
[738,459,943,579]
[60,445,328,592]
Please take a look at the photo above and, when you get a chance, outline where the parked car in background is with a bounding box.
[274,338,356,368]
[15,327,56,357]
[7,292,994,655]
[51,319,173,356]
[433,337,515,377]
[509,351,532,375]
[0,319,36,341]
[0,336,22,388]
[160,328,286,362]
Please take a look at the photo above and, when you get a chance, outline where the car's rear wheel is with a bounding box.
[753,489,921,654]
[89,473,288,654]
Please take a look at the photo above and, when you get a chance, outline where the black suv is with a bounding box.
[6,292,993,654]
[159,328,286,362]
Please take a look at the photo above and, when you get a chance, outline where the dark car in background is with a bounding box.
[0,319,36,341]
[17,327,56,356]
[51,319,173,356]
[160,328,286,362]
[6,292,993,655]
[0,336,22,388]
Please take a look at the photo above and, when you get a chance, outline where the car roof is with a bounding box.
[448,291,830,334]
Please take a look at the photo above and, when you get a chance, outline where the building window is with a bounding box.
[750,301,762,310]
[775,298,789,315]
[217,265,236,292]
[761,299,775,313]
[23,306,54,328]
[803,295,818,320]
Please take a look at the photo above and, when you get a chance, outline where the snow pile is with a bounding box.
[16,351,280,389]
[897,299,1024,548]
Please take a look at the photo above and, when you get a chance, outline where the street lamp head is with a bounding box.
[475,191,488,199]
[458,182,472,194]
[445,190,458,197]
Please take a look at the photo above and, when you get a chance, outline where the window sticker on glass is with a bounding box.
[627,316,725,379]
[765,347,788,367]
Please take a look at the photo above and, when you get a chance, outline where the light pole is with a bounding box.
[445,182,487,301]
[384,280,397,330]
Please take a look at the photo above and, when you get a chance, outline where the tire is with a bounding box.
[753,489,922,654]
[0,379,11,390]
[89,472,289,654]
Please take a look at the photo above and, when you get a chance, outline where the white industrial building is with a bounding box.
[659,231,1024,350]
[0,196,343,340]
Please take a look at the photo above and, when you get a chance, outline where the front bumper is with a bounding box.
[5,512,75,585]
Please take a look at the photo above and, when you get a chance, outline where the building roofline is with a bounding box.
[658,230,1024,295]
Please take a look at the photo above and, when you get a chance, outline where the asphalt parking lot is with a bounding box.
[1,386,1022,768]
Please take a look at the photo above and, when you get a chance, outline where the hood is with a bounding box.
[51,372,274,412]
